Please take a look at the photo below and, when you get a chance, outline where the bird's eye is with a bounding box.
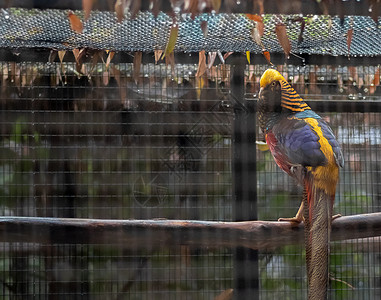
[271,81,276,86]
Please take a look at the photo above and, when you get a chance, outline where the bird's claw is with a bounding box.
[332,214,342,221]
[278,217,303,223]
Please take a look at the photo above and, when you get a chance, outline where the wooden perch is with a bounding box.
[0,213,380,250]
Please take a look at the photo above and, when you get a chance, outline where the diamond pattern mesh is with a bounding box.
[0,8,380,56]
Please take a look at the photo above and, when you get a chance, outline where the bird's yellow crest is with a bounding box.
[260,69,286,88]
[259,68,311,112]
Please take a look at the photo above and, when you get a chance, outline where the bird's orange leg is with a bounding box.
[278,202,304,223]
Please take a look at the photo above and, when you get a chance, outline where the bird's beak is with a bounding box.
[259,87,263,97]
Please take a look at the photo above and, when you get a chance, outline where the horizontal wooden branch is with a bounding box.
[0,213,380,250]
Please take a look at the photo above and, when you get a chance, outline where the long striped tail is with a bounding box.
[303,175,334,300]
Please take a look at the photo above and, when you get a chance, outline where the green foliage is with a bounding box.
[335,191,372,215]
[259,191,299,220]
[0,118,48,208]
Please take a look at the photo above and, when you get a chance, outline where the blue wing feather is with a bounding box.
[294,110,343,166]
[270,114,342,168]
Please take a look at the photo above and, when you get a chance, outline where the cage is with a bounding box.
[0,1,380,299]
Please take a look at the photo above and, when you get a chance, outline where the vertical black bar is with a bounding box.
[230,54,259,300]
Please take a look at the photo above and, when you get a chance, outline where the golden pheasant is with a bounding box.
[257,69,344,299]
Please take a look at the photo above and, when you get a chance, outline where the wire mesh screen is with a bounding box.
[0,58,381,299]
[0,60,234,299]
